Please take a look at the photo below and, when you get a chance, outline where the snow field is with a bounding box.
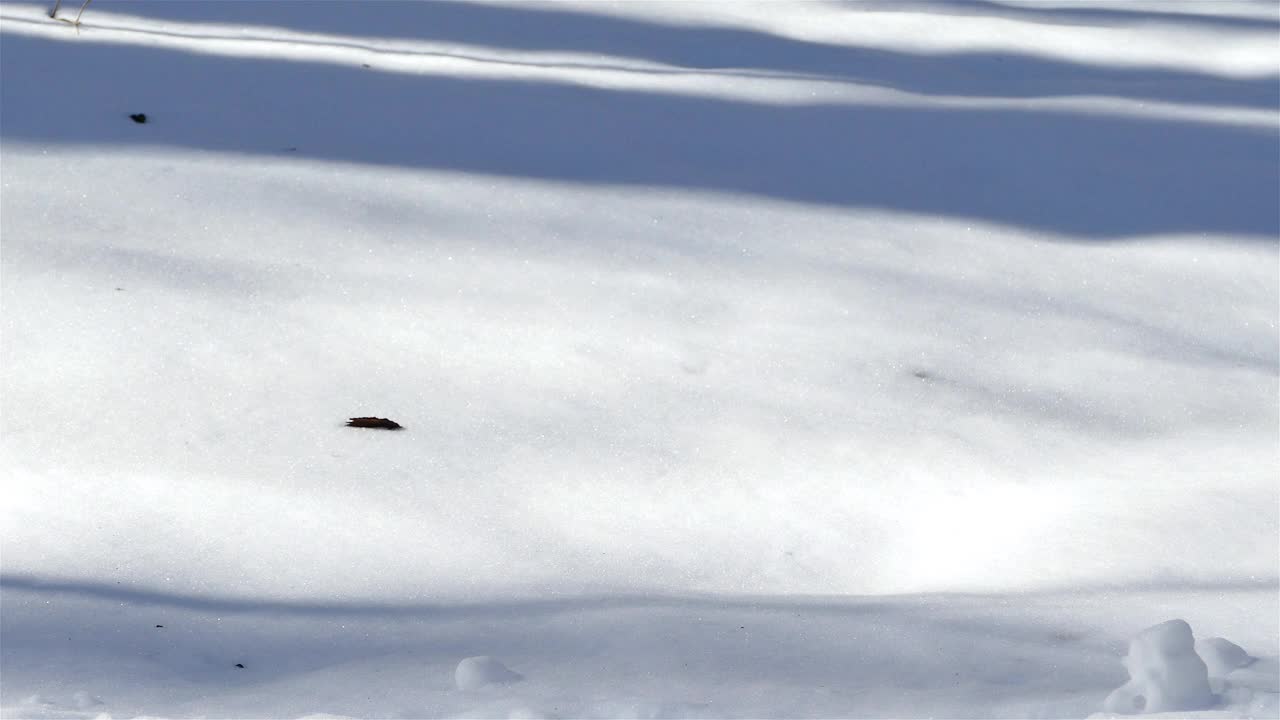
[1,0,1277,717]
[3,150,1275,602]
[2,582,1276,718]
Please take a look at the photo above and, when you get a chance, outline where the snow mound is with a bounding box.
[455,656,524,691]
[1102,619,1213,715]
[1195,637,1255,679]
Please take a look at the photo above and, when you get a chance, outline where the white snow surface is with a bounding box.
[455,657,524,692]
[1102,619,1214,715]
[0,0,1277,717]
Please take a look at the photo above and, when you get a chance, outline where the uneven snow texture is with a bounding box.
[1196,637,1256,680]
[1103,619,1213,714]
[1,0,1278,717]
[1094,620,1279,718]
[455,656,524,691]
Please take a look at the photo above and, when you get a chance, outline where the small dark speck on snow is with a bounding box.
[235,663,245,669]
[347,417,403,430]
[129,113,147,124]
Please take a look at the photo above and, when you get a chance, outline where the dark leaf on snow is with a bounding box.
[346,417,403,430]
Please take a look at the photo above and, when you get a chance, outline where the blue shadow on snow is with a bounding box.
[0,26,1276,240]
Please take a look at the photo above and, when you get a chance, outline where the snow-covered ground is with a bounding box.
[1,1,1276,717]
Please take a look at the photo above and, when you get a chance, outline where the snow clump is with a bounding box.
[1195,637,1256,679]
[455,656,524,691]
[1102,619,1213,714]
